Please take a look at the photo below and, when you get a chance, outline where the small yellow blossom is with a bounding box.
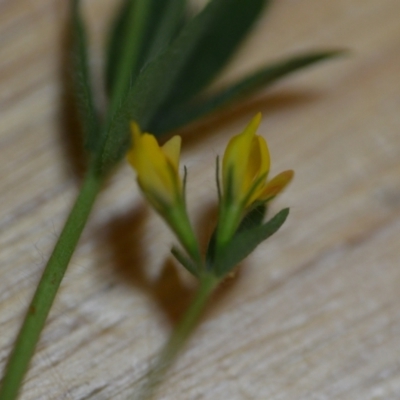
[217,113,293,246]
[222,113,293,208]
[127,122,183,211]
[127,122,201,266]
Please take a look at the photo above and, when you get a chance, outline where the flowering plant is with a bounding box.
[127,123,201,264]
[217,113,293,249]
[0,1,341,399]
[127,114,292,398]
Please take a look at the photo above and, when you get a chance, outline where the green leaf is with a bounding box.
[151,51,344,134]
[145,0,187,62]
[105,0,130,94]
[160,0,270,107]
[106,0,154,118]
[206,204,266,269]
[171,247,199,277]
[97,0,256,173]
[105,0,186,97]
[105,0,160,95]
[236,204,267,233]
[70,0,100,152]
[214,208,289,277]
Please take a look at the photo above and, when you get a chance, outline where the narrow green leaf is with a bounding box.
[70,0,100,152]
[105,0,130,94]
[97,0,252,173]
[214,208,289,277]
[152,51,344,134]
[145,0,187,62]
[105,0,185,96]
[107,0,154,118]
[161,0,270,107]
[171,247,198,277]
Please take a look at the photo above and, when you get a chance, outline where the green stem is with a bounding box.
[135,274,219,400]
[215,203,241,252]
[165,204,202,269]
[0,168,103,400]
[108,0,152,119]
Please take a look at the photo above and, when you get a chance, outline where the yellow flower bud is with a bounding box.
[127,122,183,211]
[127,122,201,267]
[222,113,293,208]
[218,113,293,246]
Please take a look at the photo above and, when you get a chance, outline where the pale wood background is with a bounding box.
[1,1,400,399]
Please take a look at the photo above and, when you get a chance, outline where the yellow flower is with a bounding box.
[217,113,293,247]
[222,113,293,208]
[127,122,183,211]
[127,122,201,266]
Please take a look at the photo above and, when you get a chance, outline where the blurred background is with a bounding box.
[1,1,400,399]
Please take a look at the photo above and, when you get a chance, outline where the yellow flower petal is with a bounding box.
[220,112,292,212]
[162,136,181,172]
[244,136,262,189]
[243,112,262,136]
[222,113,262,199]
[256,135,270,178]
[222,132,253,193]
[127,122,183,207]
[260,170,294,201]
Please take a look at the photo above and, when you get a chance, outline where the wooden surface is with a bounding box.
[1,1,400,399]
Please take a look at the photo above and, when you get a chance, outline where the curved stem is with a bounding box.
[135,274,219,400]
[0,168,103,400]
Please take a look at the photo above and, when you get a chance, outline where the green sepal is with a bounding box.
[171,246,199,277]
[158,0,270,108]
[206,204,266,269]
[97,0,257,174]
[236,204,267,233]
[213,208,289,277]
[70,0,100,152]
[182,165,188,204]
[152,51,344,134]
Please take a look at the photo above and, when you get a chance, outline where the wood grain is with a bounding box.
[1,1,400,399]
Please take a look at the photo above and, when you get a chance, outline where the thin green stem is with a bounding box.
[215,203,241,252]
[135,274,219,400]
[165,204,203,269]
[0,168,103,400]
[108,0,152,120]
